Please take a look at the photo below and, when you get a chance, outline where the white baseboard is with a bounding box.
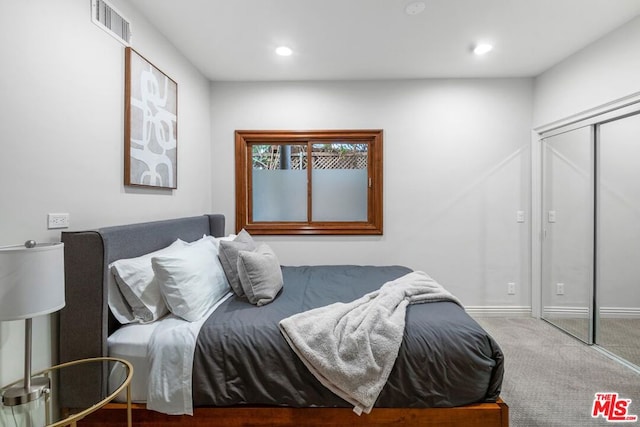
[465,306,531,317]
[599,307,640,319]
[543,306,589,318]
[543,306,640,319]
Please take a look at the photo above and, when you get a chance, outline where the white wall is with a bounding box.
[533,15,640,128]
[211,79,533,312]
[0,0,212,386]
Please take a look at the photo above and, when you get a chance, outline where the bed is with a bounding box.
[58,214,508,426]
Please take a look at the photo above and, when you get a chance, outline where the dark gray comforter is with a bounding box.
[192,265,503,408]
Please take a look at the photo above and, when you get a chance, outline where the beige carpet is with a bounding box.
[476,317,640,427]
[543,317,640,367]
[598,318,640,367]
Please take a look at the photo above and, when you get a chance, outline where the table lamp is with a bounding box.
[0,241,65,406]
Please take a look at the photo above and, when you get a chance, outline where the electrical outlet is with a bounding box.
[507,282,516,295]
[48,213,70,229]
[516,211,525,223]
[556,282,565,295]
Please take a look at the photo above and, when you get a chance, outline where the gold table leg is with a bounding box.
[127,384,132,427]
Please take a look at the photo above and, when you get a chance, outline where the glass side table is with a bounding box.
[1,357,133,427]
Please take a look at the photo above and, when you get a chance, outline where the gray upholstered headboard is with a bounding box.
[58,214,225,408]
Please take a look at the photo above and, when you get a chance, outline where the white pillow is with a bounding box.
[109,239,186,323]
[151,238,230,322]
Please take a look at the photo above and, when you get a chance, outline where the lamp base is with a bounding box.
[2,376,50,406]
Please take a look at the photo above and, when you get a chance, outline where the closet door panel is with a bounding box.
[542,126,593,343]
[597,113,640,366]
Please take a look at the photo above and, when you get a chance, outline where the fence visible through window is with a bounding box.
[252,144,368,170]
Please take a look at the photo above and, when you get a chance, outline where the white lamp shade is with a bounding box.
[0,242,65,321]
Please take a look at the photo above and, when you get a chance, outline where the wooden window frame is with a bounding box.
[235,129,383,235]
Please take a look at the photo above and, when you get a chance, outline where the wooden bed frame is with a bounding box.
[59,214,509,427]
[75,400,509,427]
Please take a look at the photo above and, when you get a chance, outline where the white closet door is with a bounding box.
[597,112,640,366]
[542,126,594,343]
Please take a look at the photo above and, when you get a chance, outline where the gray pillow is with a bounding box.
[237,243,283,306]
[218,229,257,296]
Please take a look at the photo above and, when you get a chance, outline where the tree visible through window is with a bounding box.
[235,130,383,235]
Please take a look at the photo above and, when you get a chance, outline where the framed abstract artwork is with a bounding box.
[124,47,178,189]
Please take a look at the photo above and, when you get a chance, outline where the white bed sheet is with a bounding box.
[107,292,233,414]
[108,321,159,402]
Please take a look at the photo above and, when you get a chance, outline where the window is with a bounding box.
[235,130,383,235]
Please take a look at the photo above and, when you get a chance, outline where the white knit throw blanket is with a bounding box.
[278,271,463,415]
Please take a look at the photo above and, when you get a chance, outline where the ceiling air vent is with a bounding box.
[91,0,131,46]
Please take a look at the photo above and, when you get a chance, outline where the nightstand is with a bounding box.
[1,357,133,427]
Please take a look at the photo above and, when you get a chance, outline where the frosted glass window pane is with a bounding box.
[252,170,307,221]
[312,169,367,221]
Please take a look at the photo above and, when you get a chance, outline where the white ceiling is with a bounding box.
[128,0,640,82]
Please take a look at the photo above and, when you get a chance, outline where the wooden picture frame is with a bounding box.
[124,47,178,189]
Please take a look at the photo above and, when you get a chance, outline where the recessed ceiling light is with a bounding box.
[473,43,493,55]
[405,1,426,15]
[275,46,293,56]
